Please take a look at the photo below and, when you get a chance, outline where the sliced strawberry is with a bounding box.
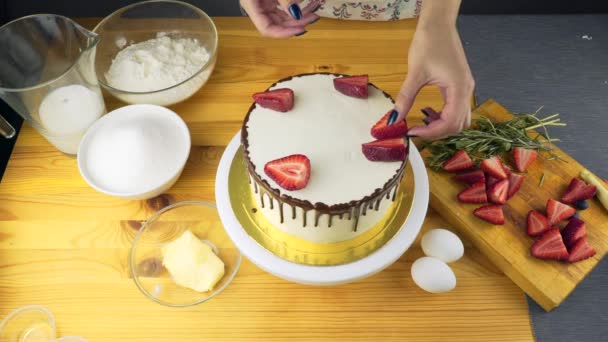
[371,110,408,139]
[560,178,597,204]
[567,238,596,263]
[486,175,500,189]
[513,147,538,172]
[531,228,569,261]
[481,156,508,179]
[333,75,368,98]
[442,150,475,172]
[488,179,509,205]
[507,173,525,199]
[457,182,488,204]
[546,199,576,225]
[454,169,486,185]
[362,137,408,161]
[527,210,550,237]
[252,88,294,112]
[561,218,587,249]
[264,154,311,191]
[473,204,505,225]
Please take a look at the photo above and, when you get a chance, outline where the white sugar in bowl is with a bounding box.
[78,104,191,200]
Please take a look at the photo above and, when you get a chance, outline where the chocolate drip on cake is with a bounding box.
[279,202,284,223]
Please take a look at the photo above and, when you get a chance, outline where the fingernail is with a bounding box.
[310,17,321,24]
[295,30,307,37]
[387,109,399,125]
[421,108,430,117]
[289,4,303,20]
[423,118,430,126]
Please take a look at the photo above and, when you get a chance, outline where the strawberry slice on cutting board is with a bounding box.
[507,173,525,199]
[531,228,569,261]
[454,169,486,185]
[333,75,369,98]
[442,150,475,172]
[561,218,587,249]
[362,137,408,161]
[457,182,488,204]
[371,110,408,140]
[512,147,538,172]
[473,204,505,225]
[546,199,576,225]
[567,238,596,263]
[488,179,510,205]
[264,154,311,191]
[252,88,294,112]
[560,178,597,204]
[527,210,550,237]
[481,156,508,179]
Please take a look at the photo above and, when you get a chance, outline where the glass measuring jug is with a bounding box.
[0,14,106,154]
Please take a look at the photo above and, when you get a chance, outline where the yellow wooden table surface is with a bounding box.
[0,18,534,341]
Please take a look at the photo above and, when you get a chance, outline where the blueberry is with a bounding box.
[571,211,580,219]
[574,200,589,210]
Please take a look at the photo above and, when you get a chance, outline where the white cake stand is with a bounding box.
[215,132,429,285]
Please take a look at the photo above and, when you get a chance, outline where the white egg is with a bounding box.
[421,228,464,263]
[411,257,456,293]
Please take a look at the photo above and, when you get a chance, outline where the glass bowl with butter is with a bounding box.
[130,201,241,306]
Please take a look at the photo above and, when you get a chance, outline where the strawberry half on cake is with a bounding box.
[242,73,408,243]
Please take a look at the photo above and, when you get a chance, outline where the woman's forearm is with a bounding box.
[418,0,461,30]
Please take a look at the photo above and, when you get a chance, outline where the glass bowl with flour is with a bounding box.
[93,0,217,106]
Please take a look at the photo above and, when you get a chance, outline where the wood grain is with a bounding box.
[426,99,608,311]
[0,18,534,341]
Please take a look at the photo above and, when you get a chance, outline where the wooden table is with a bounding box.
[0,18,534,341]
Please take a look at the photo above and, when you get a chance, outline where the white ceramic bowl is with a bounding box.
[78,104,190,200]
[215,133,429,285]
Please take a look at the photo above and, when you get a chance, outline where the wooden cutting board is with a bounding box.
[425,99,608,311]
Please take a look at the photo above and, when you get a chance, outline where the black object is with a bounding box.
[574,200,590,210]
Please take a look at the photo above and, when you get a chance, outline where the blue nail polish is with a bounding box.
[289,4,302,20]
[387,109,399,125]
[295,30,307,37]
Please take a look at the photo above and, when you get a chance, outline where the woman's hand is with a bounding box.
[393,0,474,140]
[240,0,321,38]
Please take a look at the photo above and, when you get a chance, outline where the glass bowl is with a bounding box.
[130,201,241,307]
[93,0,218,106]
[0,305,56,342]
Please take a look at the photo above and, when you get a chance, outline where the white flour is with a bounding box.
[105,33,213,105]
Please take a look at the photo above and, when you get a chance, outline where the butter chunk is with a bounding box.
[161,230,225,292]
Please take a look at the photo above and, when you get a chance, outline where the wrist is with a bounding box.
[417,0,460,32]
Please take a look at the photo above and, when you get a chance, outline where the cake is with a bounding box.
[242,73,409,243]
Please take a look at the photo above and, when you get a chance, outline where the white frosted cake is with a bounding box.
[242,73,408,243]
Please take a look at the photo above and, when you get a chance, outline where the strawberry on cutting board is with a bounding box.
[561,218,587,249]
[362,137,408,161]
[488,179,510,205]
[561,178,597,204]
[442,150,475,172]
[512,147,538,172]
[371,110,408,139]
[252,88,294,112]
[333,75,368,98]
[473,204,505,225]
[527,210,550,237]
[531,228,569,261]
[454,169,486,185]
[546,199,576,225]
[458,182,488,204]
[507,173,525,199]
[481,156,508,179]
[567,238,596,263]
[264,154,311,191]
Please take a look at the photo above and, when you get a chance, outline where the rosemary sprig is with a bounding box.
[422,108,566,171]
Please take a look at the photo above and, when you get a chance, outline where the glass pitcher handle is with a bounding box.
[0,114,16,139]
